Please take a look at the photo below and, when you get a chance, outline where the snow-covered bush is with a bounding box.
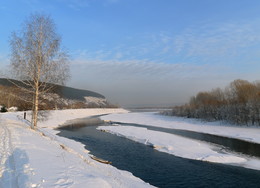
[8,106,18,112]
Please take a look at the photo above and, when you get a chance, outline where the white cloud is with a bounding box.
[73,19,260,67]
[90,20,260,66]
[71,57,230,83]
[173,20,260,60]
[69,20,260,106]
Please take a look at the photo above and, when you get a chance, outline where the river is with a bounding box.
[57,116,260,188]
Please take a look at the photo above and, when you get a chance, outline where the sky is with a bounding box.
[1,0,260,107]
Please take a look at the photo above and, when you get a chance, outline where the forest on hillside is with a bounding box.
[170,79,260,126]
[0,83,117,111]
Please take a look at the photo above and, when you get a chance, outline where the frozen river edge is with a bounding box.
[99,112,260,171]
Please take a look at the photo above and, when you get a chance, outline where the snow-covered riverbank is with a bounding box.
[0,109,154,188]
[99,112,260,170]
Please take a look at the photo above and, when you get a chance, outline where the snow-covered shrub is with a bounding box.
[8,106,18,112]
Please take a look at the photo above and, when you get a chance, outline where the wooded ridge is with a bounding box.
[0,78,116,110]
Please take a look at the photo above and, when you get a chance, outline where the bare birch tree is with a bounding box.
[9,13,70,129]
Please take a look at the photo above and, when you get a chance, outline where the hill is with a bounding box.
[0,78,116,110]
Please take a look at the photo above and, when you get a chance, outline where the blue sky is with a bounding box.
[1,0,260,107]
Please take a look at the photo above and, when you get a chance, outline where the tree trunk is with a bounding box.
[32,82,39,129]
[32,98,38,129]
[33,91,39,129]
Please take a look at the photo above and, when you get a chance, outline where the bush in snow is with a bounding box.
[8,106,18,112]
[1,105,8,113]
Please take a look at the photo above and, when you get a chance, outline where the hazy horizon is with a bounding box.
[1,0,260,107]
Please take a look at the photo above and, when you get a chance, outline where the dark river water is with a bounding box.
[57,119,260,188]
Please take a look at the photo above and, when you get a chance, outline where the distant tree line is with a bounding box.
[170,79,260,126]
